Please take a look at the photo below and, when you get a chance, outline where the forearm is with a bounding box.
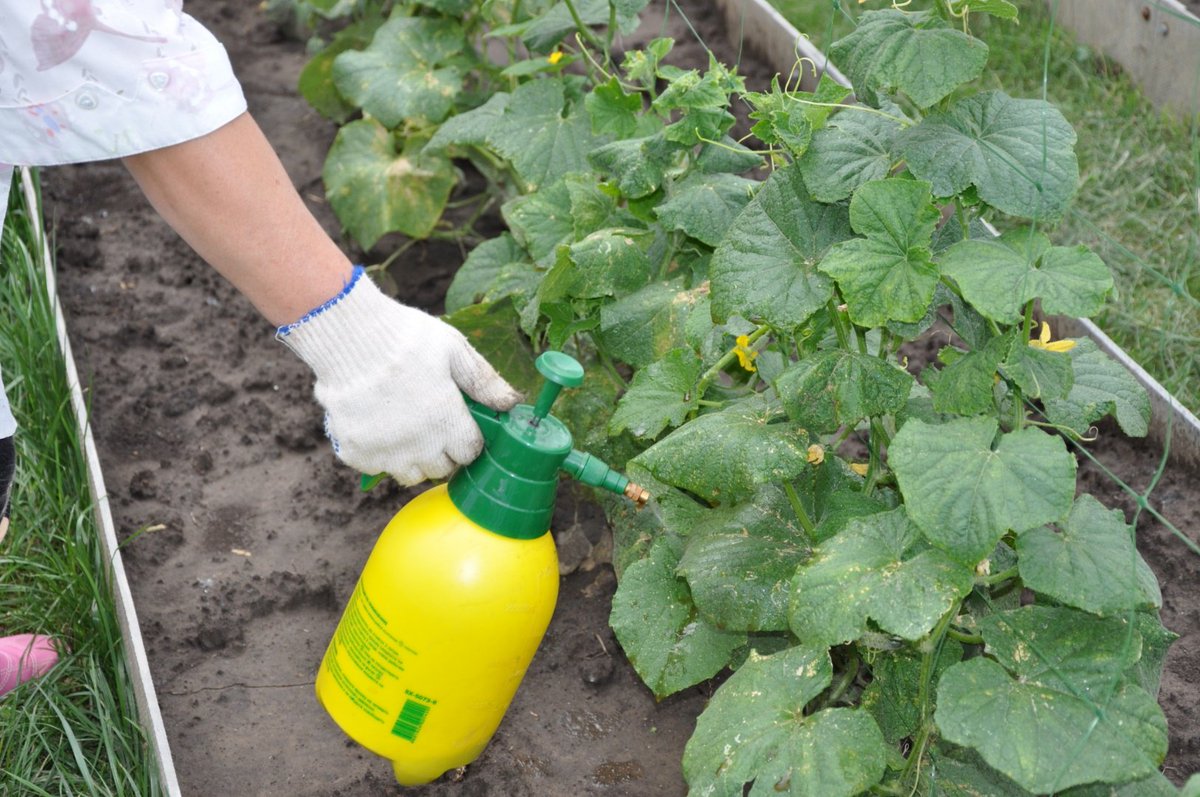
[122,112,353,327]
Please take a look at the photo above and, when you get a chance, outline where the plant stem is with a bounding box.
[946,627,984,645]
[827,299,850,350]
[658,231,680,280]
[595,346,628,389]
[504,0,524,66]
[783,481,816,544]
[695,324,771,395]
[561,0,604,52]
[1011,382,1025,431]
[982,565,1019,586]
[605,2,616,67]
[862,417,892,495]
[900,603,958,789]
[822,653,861,709]
[878,328,893,361]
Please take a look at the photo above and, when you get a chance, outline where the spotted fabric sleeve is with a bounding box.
[0,0,247,230]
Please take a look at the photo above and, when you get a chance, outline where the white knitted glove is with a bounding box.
[277,268,521,485]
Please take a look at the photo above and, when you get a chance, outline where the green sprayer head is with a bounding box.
[446,351,648,539]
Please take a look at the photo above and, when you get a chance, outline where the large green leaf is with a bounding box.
[925,333,1013,416]
[486,78,605,192]
[540,229,651,301]
[632,398,811,503]
[1043,338,1150,437]
[445,233,536,313]
[323,122,456,248]
[861,642,964,745]
[926,745,1033,796]
[585,77,644,138]
[888,417,1076,563]
[413,0,473,12]
[678,484,812,632]
[503,180,573,267]
[610,348,702,439]
[798,104,905,203]
[598,281,704,369]
[790,508,973,646]
[588,133,681,199]
[502,173,618,267]
[426,91,511,150]
[1016,494,1161,616]
[443,299,540,396]
[1000,337,1075,401]
[609,538,745,697]
[331,16,468,128]
[655,172,758,247]
[563,173,622,236]
[710,163,852,330]
[298,16,383,122]
[818,179,941,327]
[1062,771,1187,797]
[604,493,675,577]
[746,74,853,157]
[809,464,894,543]
[652,64,740,115]
[683,645,888,797]
[936,606,1168,793]
[898,91,1079,222]
[939,229,1112,322]
[1125,611,1178,698]
[695,135,766,174]
[775,348,914,433]
[519,0,646,51]
[829,9,988,109]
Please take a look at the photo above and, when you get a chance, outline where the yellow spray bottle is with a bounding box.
[314,351,648,786]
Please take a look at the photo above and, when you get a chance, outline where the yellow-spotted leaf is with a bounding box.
[683,645,888,797]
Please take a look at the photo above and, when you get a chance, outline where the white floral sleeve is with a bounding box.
[0,0,250,431]
[0,0,248,228]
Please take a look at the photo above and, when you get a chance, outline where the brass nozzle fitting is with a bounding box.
[624,482,650,507]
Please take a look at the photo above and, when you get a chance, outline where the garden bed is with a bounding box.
[42,0,1200,793]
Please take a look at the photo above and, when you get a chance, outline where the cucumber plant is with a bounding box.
[302,1,1188,793]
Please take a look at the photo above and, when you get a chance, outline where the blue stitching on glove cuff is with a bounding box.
[276,266,365,337]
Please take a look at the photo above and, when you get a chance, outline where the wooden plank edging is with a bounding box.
[1048,0,1200,118]
[710,0,1200,468]
[19,167,183,797]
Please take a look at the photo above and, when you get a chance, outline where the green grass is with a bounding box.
[767,0,1200,412]
[0,173,162,795]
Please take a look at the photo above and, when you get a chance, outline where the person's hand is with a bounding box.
[277,268,521,485]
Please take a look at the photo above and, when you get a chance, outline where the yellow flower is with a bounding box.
[734,334,758,372]
[849,462,869,477]
[1028,322,1076,353]
[806,444,825,465]
[548,50,564,65]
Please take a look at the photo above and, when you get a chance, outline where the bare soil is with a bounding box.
[41,1,1200,794]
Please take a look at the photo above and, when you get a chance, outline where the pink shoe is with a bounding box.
[0,634,60,696]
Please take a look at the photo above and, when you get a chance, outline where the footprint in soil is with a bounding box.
[188,569,337,652]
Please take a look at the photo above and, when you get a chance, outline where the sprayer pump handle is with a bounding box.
[531,351,585,421]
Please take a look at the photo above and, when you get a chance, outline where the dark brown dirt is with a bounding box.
[41,0,1200,794]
